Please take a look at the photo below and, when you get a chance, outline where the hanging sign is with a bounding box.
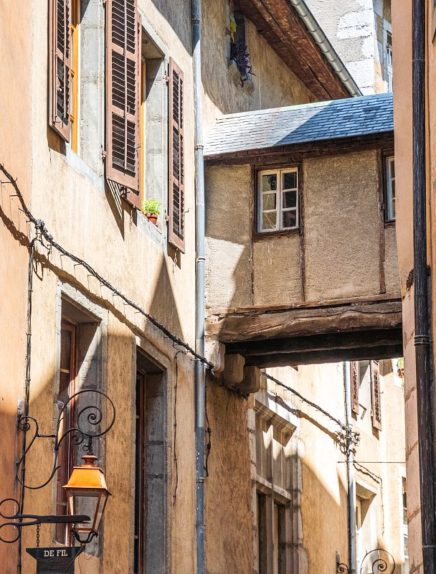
[26,546,83,573]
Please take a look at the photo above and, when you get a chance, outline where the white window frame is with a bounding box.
[385,156,395,222]
[383,24,393,93]
[258,168,299,233]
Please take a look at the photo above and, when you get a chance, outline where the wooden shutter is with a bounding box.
[350,361,360,416]
[105,0,140,207]
[168,59,185,252]
[370,360,382,430]
[49,0,72,141]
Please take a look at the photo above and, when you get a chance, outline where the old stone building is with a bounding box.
[204,92,407,573]
[305,0,392,94]
[0,0,406,573]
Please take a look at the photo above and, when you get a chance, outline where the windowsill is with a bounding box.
[253,227,300,241]
[384,219,396,228]
[137,210,165,246]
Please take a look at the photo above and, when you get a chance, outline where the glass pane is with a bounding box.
[283,171,297,189]
[261,174,277,192]
[283,190,297,208]
[263,193,276,210]
[60,330,72,371]
[391,179,395,200]
[390,159,395,178]
[282,210,297,228]
[262,212,277,230]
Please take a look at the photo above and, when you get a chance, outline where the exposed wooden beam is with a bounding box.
[227,328,403,356]
[208,300,402,343]
[245,343,403,368]
[237,0,350,99]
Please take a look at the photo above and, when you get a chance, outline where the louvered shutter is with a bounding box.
[105,0,140,206]
[168,59,185,252]
[370,360,382,430]
[49,0,72,141]
[350,361,359,416]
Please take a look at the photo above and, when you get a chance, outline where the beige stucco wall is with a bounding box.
[0,0,33,571]
[259,361,407,574]
[206,148,399,316]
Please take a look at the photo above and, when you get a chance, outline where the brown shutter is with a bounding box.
[370,360,382,430]
[49,0,72,141]
[105,0,140,207]
[168,58,185,252]
[350,361,360,416]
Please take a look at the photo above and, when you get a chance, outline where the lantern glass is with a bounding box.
[63,455,110,543]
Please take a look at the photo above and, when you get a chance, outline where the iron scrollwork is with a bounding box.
[336,549,396,574]
[16,389,116,490]
[0,498,90,544]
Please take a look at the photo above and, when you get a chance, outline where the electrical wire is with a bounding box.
[0,163,214,370]
[265,372,348,431]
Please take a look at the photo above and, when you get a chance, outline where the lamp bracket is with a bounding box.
[16,389,116,490]
[0,498,90,544]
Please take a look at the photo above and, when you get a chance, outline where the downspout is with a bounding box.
[412,0,436,571]
[192,1,206,573]
[343,362,356,574]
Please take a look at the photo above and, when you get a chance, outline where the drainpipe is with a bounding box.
[412,0,436,571]
[343,362,356,574]
[192,1,206,573]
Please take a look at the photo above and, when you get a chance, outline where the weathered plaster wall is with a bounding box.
[0,0,32,571]
[260,361,406,573]
[206,149,399,316]
[305,0,391,94]
[202,0,316,131]
[304,150,381,301]
[205,384,254,574]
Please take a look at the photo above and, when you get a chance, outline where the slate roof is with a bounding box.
[204,93,393,158]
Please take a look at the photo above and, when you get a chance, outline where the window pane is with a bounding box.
[263,193,276,210]
[262,174,277,192]
[282,210,297,228]
[262,212,277,230]
[390,159,395,178]
[283,190,297,209]
[283,171,297,189]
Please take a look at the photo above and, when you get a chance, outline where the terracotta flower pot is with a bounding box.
[146,214,158,225]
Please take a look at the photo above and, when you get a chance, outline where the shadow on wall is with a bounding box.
[204,381,350,574]
[149,0,192,52]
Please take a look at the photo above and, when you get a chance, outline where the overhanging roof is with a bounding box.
[205,93,393,159]
[237,0,360,99]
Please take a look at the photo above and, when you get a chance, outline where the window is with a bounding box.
[168,59,185,251]
[48,0,79,147]
[55,320,77,544]
[105,0,141,207]
[258,168,299,233]
[55,298,103,551]
[370,360,382,430]
[350,361,360,416]
[384,28,393,93]
[402,477,409,574]
[385,156,395,222]
[255,412,293,573]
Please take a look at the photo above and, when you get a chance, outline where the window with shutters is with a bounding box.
[139,29,166,229]
[370,360,382,430]
[105,0,141,207]
[168,59,185,251]
[49,0,73,141]
[350,361,360,417]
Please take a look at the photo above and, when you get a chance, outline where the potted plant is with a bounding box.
[142,199,160,225]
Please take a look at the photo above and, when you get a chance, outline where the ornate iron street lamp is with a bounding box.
[64,454,111,544]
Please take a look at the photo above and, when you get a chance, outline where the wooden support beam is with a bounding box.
[246,343,403,368]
